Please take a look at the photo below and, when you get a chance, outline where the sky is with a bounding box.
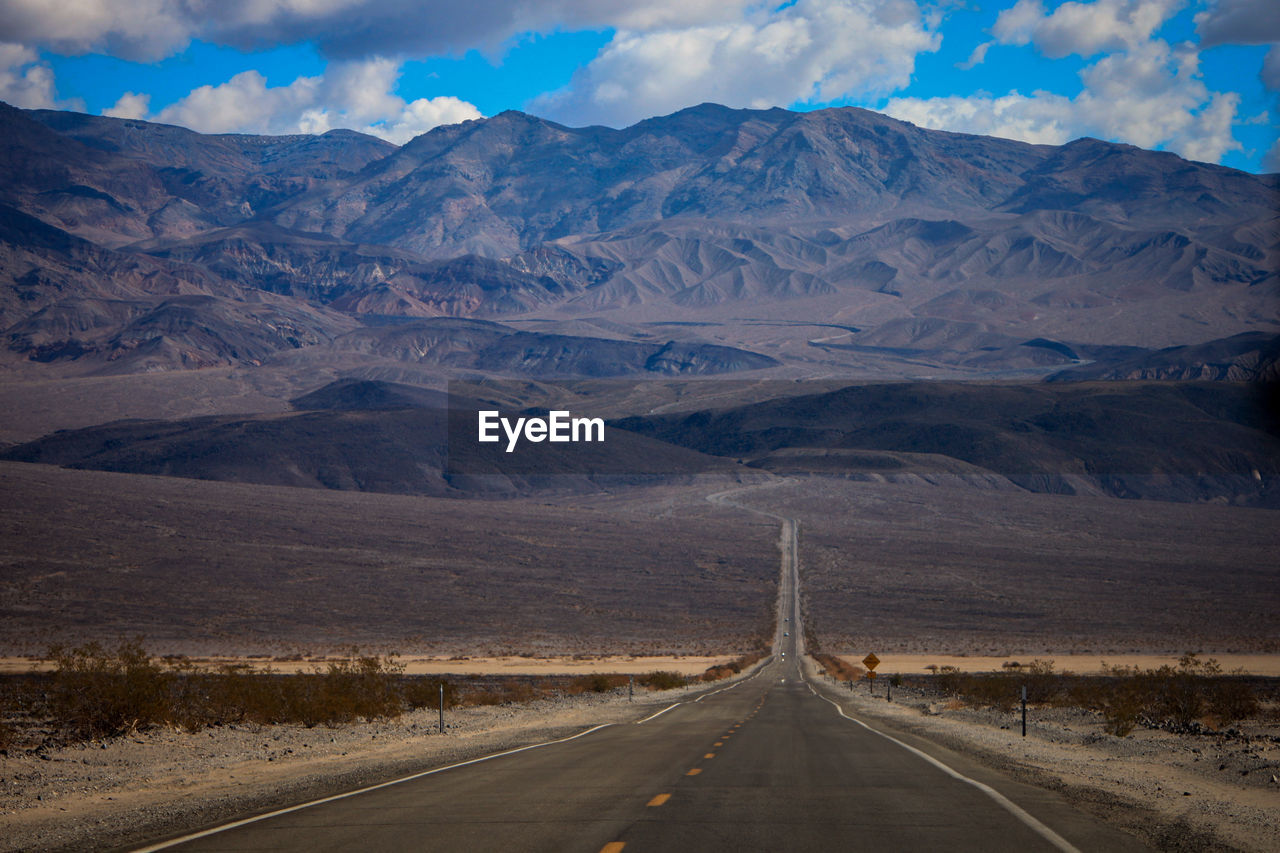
[0,0,1276,172]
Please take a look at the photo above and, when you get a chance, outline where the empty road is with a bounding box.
[138,500,1148,852]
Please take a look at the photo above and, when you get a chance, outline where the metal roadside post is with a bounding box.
[1021,685,1027,737]
[887,677,892,703]
[439,682,446,734]
[629,675,634,702]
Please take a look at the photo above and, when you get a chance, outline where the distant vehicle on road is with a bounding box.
[784,632,790,636]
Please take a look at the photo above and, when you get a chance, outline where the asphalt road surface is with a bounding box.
[139,507,1150,852]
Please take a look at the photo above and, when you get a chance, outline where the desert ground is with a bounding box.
[0,461,779,657]
[0,654,736,676]
[3,459,1276,660]
[730,477,1278,656]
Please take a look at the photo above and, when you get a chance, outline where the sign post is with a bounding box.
[862,653,880,695]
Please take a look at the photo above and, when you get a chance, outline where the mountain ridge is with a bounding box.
[0,100,1275,379]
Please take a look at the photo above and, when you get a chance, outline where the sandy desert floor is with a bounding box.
[0,654,736,676]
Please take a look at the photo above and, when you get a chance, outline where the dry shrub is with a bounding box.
[569,674,629,694]
[403,678,456,711]
[1023,659,1060,703]
[1069,675,1148,736]
[813,654,864,682]
[639,671,685,690]
[312,655,405,725]
[0,685,16,751]
[42,642,411,736]
[461,679,541,706]
[1082,654,1259,733]
[700,651,766,683]
[47,640,173,738]
[1206,678,1259,725]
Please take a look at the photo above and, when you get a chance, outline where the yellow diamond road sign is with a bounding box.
[862,653,880,670]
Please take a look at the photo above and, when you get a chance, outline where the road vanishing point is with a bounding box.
[136,498,1149,853]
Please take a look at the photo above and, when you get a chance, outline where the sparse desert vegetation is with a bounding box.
[749,478,1279,655]
[819,655,1272,737]
[0,462,778,657]
[0,640,736,753]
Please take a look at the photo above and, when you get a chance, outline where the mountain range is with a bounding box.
[1,101,1276,379]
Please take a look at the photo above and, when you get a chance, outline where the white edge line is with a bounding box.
[130,722,614,852]
[810,685,1081,853]
[634,702,682,723]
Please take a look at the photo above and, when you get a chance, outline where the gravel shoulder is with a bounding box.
[803,658,1279,853]
[0,684,696,852]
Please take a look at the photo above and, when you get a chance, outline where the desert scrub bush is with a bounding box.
[402,677,457,710]
[700,651,766,682]
[1205,677,1259,725]
[461,678,542,706]
[967,675,1020,712]
[812,654,864,682]
[1069,655,1261,734]
[639,671,686,690]
[0,682,17,751]
[42,643,417,736]
[47,640,174,738]
[1070,674,1148,736]
[1023,659,1061,704]
[315,654,406,724]
[569,673,628,694]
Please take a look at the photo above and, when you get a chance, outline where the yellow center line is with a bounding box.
[713,741,723,747]
[703,753,715,759]
[687,768,702,776]
[600,844,626,853]
[647,793,671,807]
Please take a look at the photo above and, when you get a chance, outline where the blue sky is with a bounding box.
[1,0,1276,171]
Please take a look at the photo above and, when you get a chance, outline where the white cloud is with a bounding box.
[0,0,761,62]
[886,39,1242,163]
[533,0,939,127]
[990,0,1046,46]
[958,40,993,70]
[1263,137,1280,171]
[371,96,483,144]
[1262,44,1280,91]
[885,90,1077,144]
[102,91,150,119]
[0,41,59,108]
[1195,0,1280,47]
[150,59,481,143]
[0,0,199,62]
[909,0,1250,166]
[993,0,1184,57]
